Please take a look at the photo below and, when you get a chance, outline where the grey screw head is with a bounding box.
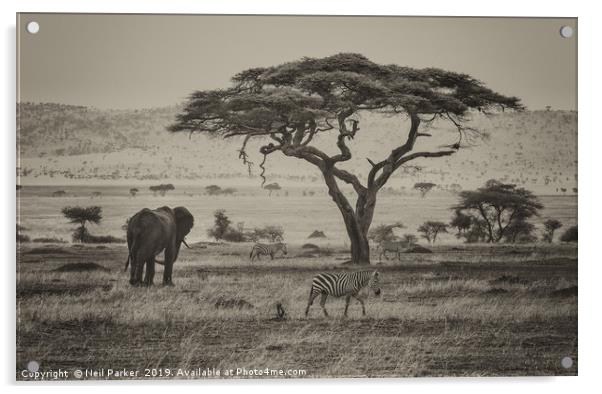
[561,356,573,369]
[560,26,573,38]
[27,360,39,372]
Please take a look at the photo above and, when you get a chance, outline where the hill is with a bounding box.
[17,102,577,194]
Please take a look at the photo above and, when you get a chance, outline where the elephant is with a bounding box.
[125,206,194,286]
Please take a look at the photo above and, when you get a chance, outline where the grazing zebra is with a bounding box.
[305,270,381,317]
[249,242,288,261]
[377,241,406,261]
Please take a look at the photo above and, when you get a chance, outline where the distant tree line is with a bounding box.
[371,179,578,247]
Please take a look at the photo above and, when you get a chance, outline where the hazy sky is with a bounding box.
[17,14,577,110]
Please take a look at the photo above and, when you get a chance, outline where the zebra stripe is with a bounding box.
[305,270,381,317]
[249,242,288,261]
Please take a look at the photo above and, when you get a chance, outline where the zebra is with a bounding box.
[377,241,406,261]
[305,270,381,317]
[249,242,288,261]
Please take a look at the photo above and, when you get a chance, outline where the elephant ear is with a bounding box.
[174,206,194,241]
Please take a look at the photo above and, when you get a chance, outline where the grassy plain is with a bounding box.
[17,241,577,379]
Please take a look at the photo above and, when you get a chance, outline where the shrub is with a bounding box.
[207,210,231,241]
[368,222,404,244]
[542,219,563,243]
[84,234,126,244]
[222,228,246,243]
[252,225,284,242]
[417,221,448,244]
[32,237,67,243]
[560,226,577,243]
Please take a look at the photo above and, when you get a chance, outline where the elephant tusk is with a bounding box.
[182,239,191,249]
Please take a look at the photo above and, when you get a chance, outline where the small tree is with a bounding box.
[449,209,472,237]
[503,219,537,243]
[368,222,404,245]
[414,182,436,198]
[560,226,577,243]
[205,185,222,195]
[207,209,231,241]
[150,184,175,196]
[129,188,139,197]
[264,183,282,196]
[61,206,102,243]
[454,180,542,243]
[417,221,448,244]
[542,219,563,243]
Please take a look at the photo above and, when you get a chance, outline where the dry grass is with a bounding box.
[16,242,577,379]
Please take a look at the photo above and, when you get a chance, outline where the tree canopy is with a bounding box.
[417,221,448,244]
[454,180,542,243]
[62,206,103,226]
[170,53,522,192]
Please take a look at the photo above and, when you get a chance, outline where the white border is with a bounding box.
[3,1,600,393]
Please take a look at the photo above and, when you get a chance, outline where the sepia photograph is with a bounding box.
[15,14,577,380]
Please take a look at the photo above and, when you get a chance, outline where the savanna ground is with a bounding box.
[16,241,577,379]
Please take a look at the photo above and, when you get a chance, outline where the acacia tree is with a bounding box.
[417,221,448,244]
[264,182,282,196]
[367,222,405,245]
[542,219,563,243]
[454,180,542,243]
[414,182,436,198]
[61,206,102,242]
[170,53,522,264]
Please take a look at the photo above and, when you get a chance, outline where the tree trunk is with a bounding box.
[322,168,373,265]
[341,209,371,265]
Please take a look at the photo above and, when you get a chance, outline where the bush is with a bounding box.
[71,227,124,243]
[222,228,246,243]
[308,230,327,238]
[84,234,126,244]
[207,210,249,242]
[32,237,67,243]
[17,234,30,243]
[252,225,284,242]
[560,226,577,243]
[207,209,231,240]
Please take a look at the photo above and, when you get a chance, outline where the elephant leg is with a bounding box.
[130,250,146,286]
[144,259,155,286]
[162,248,175,286]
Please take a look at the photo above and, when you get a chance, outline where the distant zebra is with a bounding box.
[249,242,288,261]
[305,270,381,317]
[377,241,406,261]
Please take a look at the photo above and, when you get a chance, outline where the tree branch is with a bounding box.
[331,166,367,194]
[368,112,421,188]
